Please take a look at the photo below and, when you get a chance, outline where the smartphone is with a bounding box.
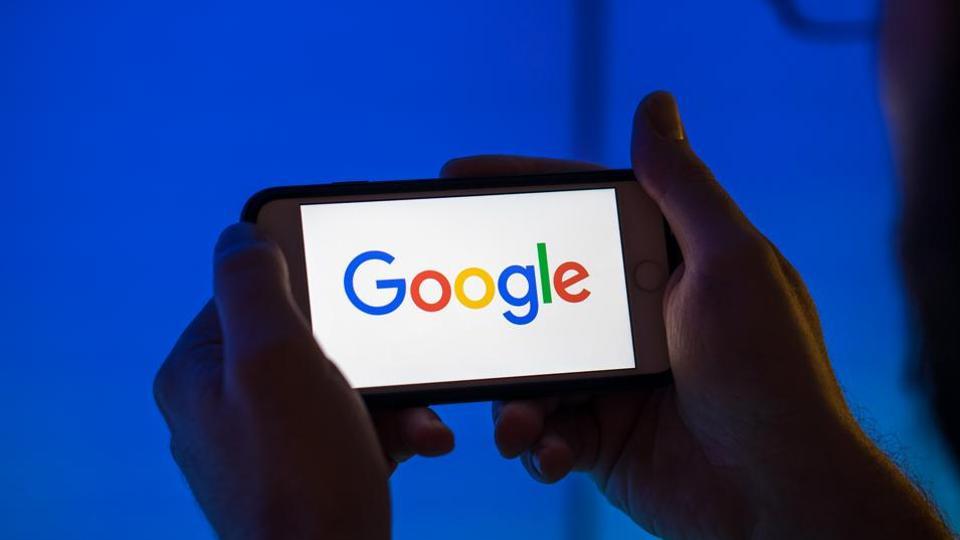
[243,169,678,406]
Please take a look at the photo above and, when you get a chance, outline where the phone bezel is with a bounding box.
[243,169,678,407]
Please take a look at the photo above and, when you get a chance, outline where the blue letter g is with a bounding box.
[344,250,406,315]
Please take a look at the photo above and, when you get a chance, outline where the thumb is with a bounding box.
[631,92,759,267]
[213,223,313,368]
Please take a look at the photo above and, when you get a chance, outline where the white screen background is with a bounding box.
[300,188,635,388]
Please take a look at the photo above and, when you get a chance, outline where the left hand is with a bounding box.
[449,92,950,539]
[154,223,453,538]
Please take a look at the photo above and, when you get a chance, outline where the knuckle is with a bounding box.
[169,438,191,471]
[440,157,472,177]
[655,143,716,186]
[698,232,777,275]
[155,347,223,422]
[153,358,179,413]
[677,152,716,184]
[736,233,779,267]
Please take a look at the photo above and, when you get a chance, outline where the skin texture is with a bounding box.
[474,93,950,539]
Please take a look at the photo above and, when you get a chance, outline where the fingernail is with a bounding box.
[531,451,543,477]
[643,92,685,141]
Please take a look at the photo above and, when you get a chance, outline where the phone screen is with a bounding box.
[299,188,637,389]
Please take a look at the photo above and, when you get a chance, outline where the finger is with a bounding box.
[522,433,574,484]
[154,300,223,425]
[441,155,604,178]
[212,223,316,375]
[373,407,455,466]
[520,411,600,484]
[631,92,764,269]
[492,398,559,458]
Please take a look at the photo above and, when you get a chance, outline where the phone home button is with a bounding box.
[634,261,665,292]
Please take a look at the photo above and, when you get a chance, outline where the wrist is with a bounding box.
[244,505,389,540]
[748,417,949,538]
[225,478,390,540]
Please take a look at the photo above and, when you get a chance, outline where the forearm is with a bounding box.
[750,421,950,539]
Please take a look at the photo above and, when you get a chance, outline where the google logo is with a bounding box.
[344,243,590,326]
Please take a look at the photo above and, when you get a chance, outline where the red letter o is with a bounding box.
[410,270,452,312]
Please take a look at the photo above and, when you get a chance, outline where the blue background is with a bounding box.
[2,1,958,538]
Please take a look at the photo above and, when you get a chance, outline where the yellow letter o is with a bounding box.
[454,267,495,309]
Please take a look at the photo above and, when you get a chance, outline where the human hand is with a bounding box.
[447,93,950,538]
[154,224,453,539]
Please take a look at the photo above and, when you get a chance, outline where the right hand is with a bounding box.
[154,224,453,539]
[448,93,949,538]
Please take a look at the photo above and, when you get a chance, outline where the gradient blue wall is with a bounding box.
[2,1,957,538]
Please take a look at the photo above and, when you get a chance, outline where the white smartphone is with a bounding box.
[245,169,676,406]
